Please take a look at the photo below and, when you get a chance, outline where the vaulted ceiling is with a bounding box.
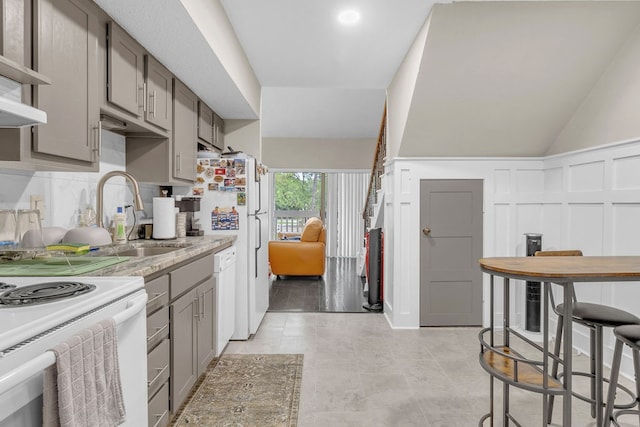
[399,1,640,157]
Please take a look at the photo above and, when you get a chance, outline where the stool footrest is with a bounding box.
[556,371,638,409]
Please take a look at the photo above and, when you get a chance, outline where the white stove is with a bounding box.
[0,276,148,426]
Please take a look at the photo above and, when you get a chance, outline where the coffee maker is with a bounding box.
[175,197,204,236]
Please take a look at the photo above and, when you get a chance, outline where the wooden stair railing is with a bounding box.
[363,102,387,233]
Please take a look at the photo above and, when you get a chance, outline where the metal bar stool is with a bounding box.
[604,324,640,427]
[535,250,640,425]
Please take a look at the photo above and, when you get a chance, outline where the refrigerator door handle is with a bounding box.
[254,172,262,215]
[254,215,262,278]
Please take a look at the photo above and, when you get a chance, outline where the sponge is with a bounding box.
[46,243,90,253]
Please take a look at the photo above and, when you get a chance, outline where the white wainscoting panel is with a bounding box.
[544,167,563,193]
[569,161,605,192]
[387,139,640,377]
[516,169,544,194]
[612,203,640,255]
[568,203,604,256]
[494,169,510,194]
[613,154,640,190]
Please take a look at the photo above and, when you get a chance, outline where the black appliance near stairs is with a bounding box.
[363,228,383,312]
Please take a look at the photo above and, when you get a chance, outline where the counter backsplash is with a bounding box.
[0,130,159,230]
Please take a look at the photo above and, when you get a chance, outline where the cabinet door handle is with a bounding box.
[151,410,169,427]
[143,82,148,112]
[138,85,145,112]
[147,364,168,389]
[149,90,156,118]
[193,298,199,319]
[146,324,168,344]
[176,152,181,172]
[200,293,205,321]
[92,121,102,162]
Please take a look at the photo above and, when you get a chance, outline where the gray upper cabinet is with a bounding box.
[145,56,172,131]
[32,0,100,166]
[173,79,197,181]
[212,112,225,151]
[107,22,144,117]
[0,0,50,85]
[197,101,213,146]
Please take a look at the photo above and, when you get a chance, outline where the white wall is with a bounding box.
[181,0,261,117]
[385,138,640,377]
[263,137,377,170]
[548,23,640,155]
[0,130,158,232]
[386,11,431,159]
[225,119,262,160]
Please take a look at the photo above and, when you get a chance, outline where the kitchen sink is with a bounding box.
[114,246,182,257]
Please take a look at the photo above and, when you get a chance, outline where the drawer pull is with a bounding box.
[151,409,169,427]
[147,324,168,344]
[147,291,167,307]
[147,364,168,389]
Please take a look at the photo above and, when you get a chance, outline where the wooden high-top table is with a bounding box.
[478,256,640,427]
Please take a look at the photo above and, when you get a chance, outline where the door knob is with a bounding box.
[422,227,431,236]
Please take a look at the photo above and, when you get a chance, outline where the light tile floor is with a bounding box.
[225,312,639,427]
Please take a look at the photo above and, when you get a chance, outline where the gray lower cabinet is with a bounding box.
[148,382,170,427]
[170,287,198,412]
[168,252,216,415]
[145,275,170,427]
[144,251,217,424]
[196,277,216,375]
[170,277,216,413]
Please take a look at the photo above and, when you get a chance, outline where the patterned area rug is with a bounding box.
[171,354,303,427]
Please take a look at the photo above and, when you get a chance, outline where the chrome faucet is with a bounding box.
[96,171,145,228]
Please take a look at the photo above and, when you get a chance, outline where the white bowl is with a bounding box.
[63,227,112,246]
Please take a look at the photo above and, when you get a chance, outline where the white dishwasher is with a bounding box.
[214,246,237,356]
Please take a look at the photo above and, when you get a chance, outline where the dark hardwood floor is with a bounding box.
[268,257,369,313]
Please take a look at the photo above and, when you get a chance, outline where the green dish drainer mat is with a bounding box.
[0,256,129,276]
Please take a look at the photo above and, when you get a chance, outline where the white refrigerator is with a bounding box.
[189,154,270,340]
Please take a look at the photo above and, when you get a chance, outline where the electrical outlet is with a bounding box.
[30,195,45,220]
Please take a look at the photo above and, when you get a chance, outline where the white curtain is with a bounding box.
[325,172,368,258]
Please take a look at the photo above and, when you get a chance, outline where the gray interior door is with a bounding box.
[420,179,483,326]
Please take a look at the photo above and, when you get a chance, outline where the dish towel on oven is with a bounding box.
[43,318,126,427]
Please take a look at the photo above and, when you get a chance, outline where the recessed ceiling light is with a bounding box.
[338,9,360,26]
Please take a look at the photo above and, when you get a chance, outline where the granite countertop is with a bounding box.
[87,235,235,278]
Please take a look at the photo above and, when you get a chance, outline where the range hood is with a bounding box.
[0,96,47,127]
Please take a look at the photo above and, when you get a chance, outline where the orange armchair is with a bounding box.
[269,217,326,277]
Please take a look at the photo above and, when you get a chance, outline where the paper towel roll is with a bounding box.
[153,197,176,239]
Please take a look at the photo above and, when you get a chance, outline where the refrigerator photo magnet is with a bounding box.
[211,206,239,230]
[237,192,246,206]
[235,159,246,175]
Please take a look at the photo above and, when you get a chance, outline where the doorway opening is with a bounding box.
[272,172,325,237]
[269,171,370,312]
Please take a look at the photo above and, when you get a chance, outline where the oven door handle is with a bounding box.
[113,293,148,325]
[0,292,148,397]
